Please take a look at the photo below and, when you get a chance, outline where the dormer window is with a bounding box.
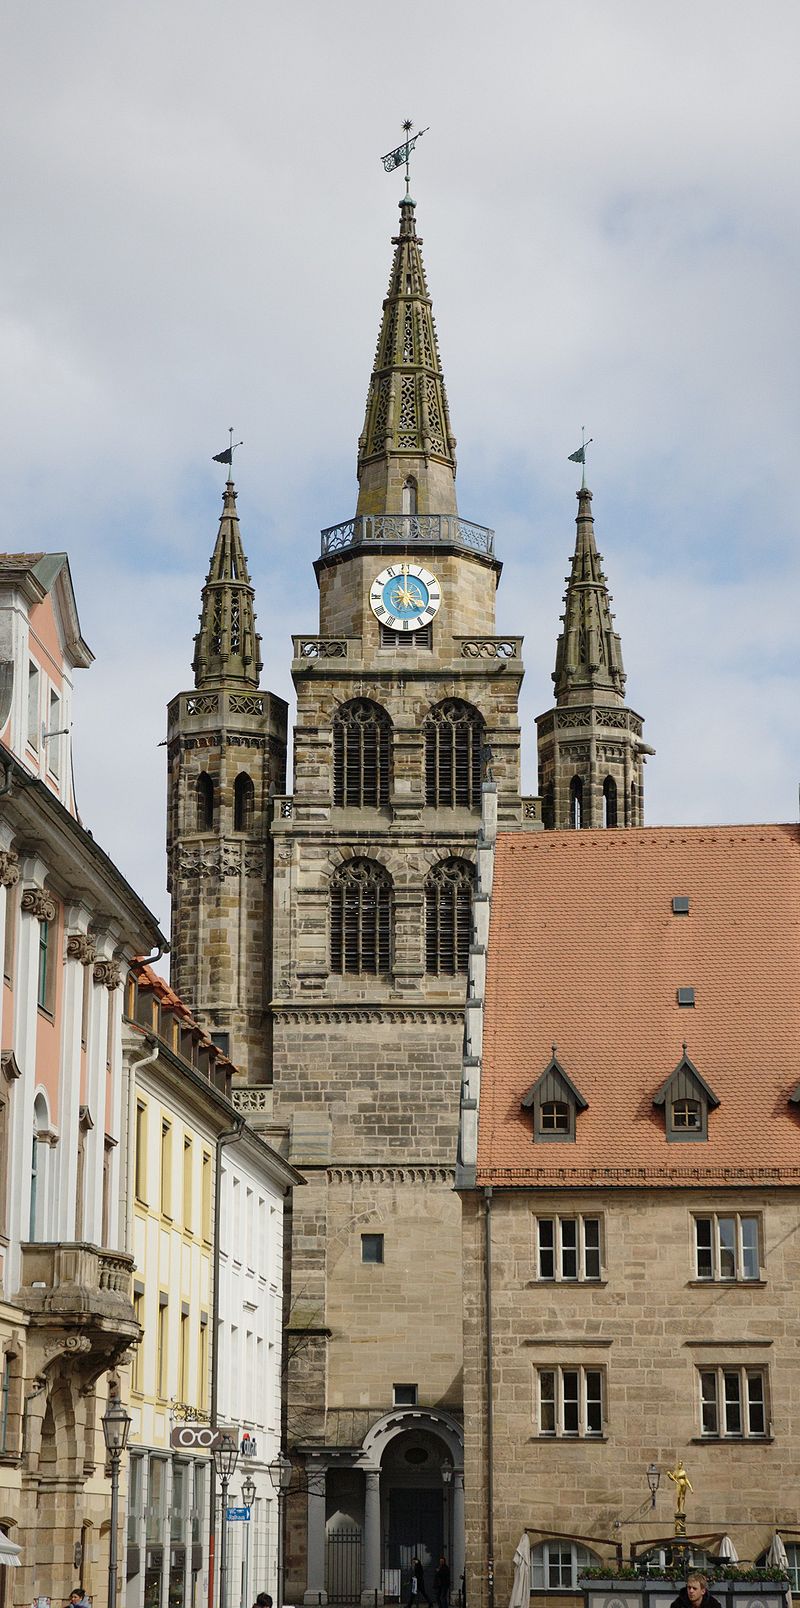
[521,1049,587,1144]
[653,1046,719,1143]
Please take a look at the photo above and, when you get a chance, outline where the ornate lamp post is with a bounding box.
[268,1451,293,1608]
[646,1463,661,1509]
[102,1394,132,1608]
[214,1434,240,1608]
[242,1475,257,1607]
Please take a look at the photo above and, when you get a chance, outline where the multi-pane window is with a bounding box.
[330,859,392,976]
[672,1098,701,1130]
[37,920,50,1010]
[694,1214,760,1281]
[537,1366,604,1438]
[333,700,391,808]
[757,1546,800,1593]
[536,1216,602,1282]
[540,1101,570,1134]
[530,1543,601,1591]
[699,1366,768,1438]
[424,700,484,808]
[425,858,473,975]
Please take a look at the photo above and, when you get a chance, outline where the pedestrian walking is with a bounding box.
[434,1555,450,1608]
[409,1558,432,1608]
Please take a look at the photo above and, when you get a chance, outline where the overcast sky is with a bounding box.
[2,1,798,945]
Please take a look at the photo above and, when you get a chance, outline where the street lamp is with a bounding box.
[646,1463,661,1509]
[268,1452,293,1608]
[102,1393,132,1608]
[214,1434,240,1608]
[241,1475,257,1606]
[242,1475,257,1509]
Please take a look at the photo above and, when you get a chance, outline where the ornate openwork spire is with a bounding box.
[356,197,458,517]
[552,486,626,706]
[192,480,262,689]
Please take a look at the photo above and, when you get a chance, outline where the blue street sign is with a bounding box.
[226,1507,251,1522]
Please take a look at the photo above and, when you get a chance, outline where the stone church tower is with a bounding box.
[166,480,287,1082]
[536,483,653,828]
[267,194,538,1604]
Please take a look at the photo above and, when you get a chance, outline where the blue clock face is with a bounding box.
[369,564,441,632]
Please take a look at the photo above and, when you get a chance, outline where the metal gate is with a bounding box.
[326,1526,363,1604]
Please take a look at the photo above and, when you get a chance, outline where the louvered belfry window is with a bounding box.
[333,700,392,808]
[425,858,474,975]
[330,859,392,976]
[424,701,484,808]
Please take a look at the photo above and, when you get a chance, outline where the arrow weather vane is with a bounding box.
[381,119,430,196]
[568,426,593,489]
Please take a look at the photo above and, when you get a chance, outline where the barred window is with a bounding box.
[424,700,484,808]
[425,859,473,975]
[196,772,215,830]
[330,859,392,976]
[333,700,392,808]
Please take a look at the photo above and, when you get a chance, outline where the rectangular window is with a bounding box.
[132,1292,144,1393]
[199,1316,209,1410]
[47,689,61,778]
[37,920,50,1010]
[157,1297,169,1399]
[699,1366,768,1438]
[192,1462,206,1546]
[160,1119,172,1217]
[182,1137,193,1233]
[128,1453,143,1544]
[171,1461,187,1543]
[536,1216,602,1281]
[3,889,16,981]
[147,1455,167,1543]
[135,1102,148,1203]
[201,1150,212,1242]
[536,1366,605,1438]
[179,1310,190,1402]
[0,1353,11,1453]
[361,1233,384,1264]
[393,1383,418,1407]
[27,662,39,749]
[694,1214,760,1281]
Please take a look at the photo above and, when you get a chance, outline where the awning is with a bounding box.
[0,1532,21,1568]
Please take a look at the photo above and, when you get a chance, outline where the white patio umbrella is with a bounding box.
[718,1538,739,1563]
[509,1534,531,1608]
[766,1534,791,1608]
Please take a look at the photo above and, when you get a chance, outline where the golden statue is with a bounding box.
[667,1461,693,1515]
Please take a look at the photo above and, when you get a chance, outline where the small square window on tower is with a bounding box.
[677,987,696,1007]
[393,1383,417,1407]
[672,896,690,915]
[361,1233,384,1264]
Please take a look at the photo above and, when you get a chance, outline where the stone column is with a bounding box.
[452,1472,465,1600]
[303,1460,328,1605]
[361,1469,382,1606]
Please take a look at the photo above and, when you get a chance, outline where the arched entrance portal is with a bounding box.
[381,1427,451,1601]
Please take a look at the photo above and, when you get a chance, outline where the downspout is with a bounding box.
[208,1116,245,1608]
[124,1041,160,1248]
[484,1185,494,1608]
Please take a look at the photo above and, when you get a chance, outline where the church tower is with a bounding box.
[536,483,653,828]
[166,479,287,1081]
[270,194,536,1604]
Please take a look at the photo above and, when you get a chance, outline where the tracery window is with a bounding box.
[425,858,473,975]
[424,700,484,809]
[330,859,392,976]
[333,701,392,808]
[196,772,215,830]
[233,773,255,831]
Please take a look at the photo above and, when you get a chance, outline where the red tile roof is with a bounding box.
[134,962,237,1076]
[477,825,800,1187]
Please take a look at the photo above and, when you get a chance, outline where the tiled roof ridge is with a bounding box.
[133,960,236,1073]
[496,822,799,839]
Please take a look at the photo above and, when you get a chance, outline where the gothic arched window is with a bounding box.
[330,859,392,977]
[402,477,418,515]
[234,773,255,832]
[425,858,474,976]
[424,700,484,809]
[603,776,618,828]
[569,776,583,830]
[196,772,215,830]
[333,701,392,809]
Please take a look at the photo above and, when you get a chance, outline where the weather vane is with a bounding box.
[381,119,430,197]
[212,427,243,477]
[568,426,593,489]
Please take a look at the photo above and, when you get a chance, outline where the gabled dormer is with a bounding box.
[653,1045,719,1142]
[521,1047,588,1143]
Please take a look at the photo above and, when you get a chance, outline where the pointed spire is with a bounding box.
[193,480,262,689]
[356,197,458,517]
[552,486,626,706]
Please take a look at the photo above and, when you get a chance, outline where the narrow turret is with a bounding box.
[192,479,261,688]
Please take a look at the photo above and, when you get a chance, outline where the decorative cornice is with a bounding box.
[176,844,265,880]
[231,1087,270,1113]
[0,850,19,889]
[475,1166,800,1188]
[67,933,97,966]
[93,958,121,991]
[327,1165,454,1186]
[273,1006,464,1025]
[0,1052,21,1083]
[21,887,57,923]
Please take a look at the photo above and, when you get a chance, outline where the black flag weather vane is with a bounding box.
[212,427,243,473]
[568,427,593,488]
[381,120,429,196]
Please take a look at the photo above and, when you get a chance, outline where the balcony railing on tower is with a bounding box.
[320,513,495,558]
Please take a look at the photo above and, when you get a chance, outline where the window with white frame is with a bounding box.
[698,1366,768,1438]
[536,1216,602,1281]
[756,1546,800,1594]
[530,1542,601,1590]
[694,1214,760,1281]
[536,1366,604,1438]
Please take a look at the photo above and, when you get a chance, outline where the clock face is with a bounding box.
[369,564,442,632]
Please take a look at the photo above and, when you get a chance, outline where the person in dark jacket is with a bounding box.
[409,1558,432,1608]
[434,1555,451,1608]
[671,1572,723,1608]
